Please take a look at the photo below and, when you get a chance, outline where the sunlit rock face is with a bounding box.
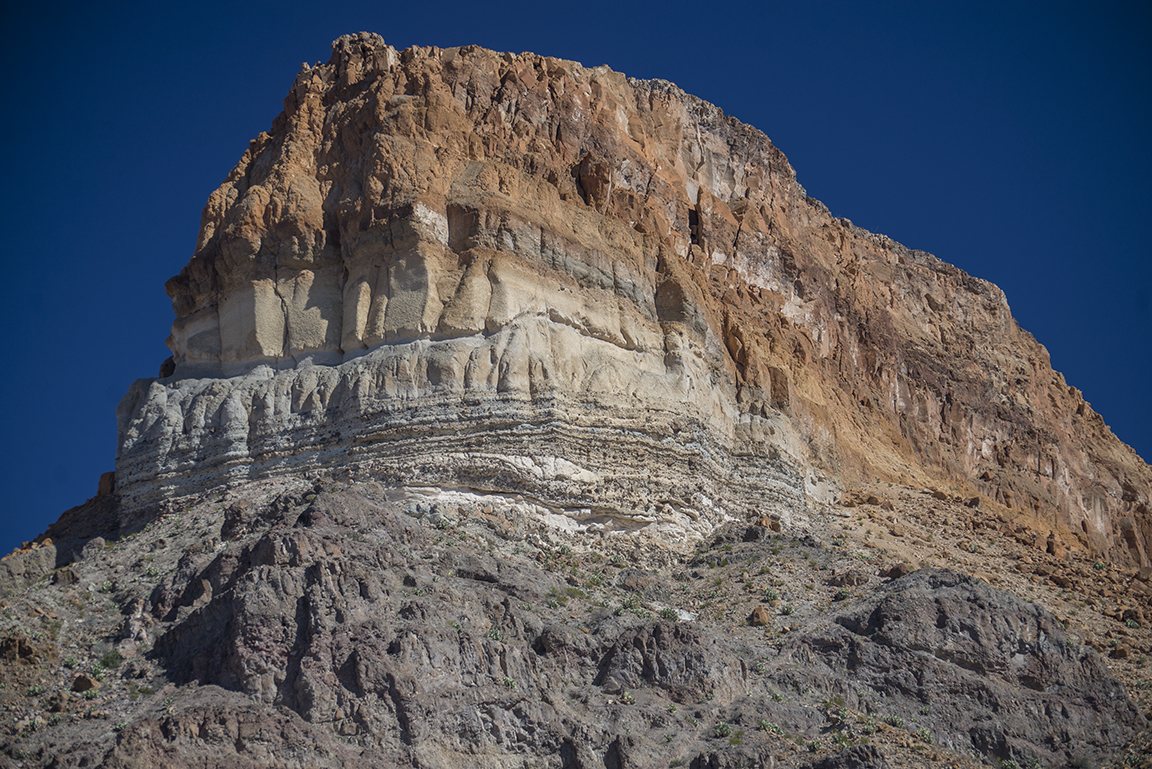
[116,33,1149,561]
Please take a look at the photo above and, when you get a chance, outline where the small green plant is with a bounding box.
[1125,618,1140,629]
[920,705,931,715]
[757,719,784,735]
[1000,761,1019,769]
[659,608,680,622]
[882,714,904,728]
[915,727,933,743]
[114,721,127,732]
[557,544,571,555]
[100,580,113,593]
[64,656,78,669]
[83,689,98,700]
[833,588,850,601]
[27,683,45,696]
[712,722,733,738]
[729,729,744,745]
[1093,561,1107,571]
[764,588,779,601]
[753,661,767,675]
[99,650,123,669]
[48,713,62,726]
[771,690,783,702]
[502,677,516,688]
[449,620,461,629]
[620,690,636,704]
[485,628,504,642]
[780,604,795,616]
[667,703,677,714]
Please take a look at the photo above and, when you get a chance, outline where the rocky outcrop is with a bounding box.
[778,568,1144,766]
[7,481,1143,768]
[113,32,1150,565]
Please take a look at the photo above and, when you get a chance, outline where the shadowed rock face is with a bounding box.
[4,472,1148,767]
[117,33,1148,563]
[127,491,1143,768]
[778,569,1145,766]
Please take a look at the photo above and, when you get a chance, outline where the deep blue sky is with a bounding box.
[2,1,1149,554]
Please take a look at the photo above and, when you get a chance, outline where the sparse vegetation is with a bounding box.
[757,719,784,735]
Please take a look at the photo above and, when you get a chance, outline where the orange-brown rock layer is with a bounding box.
[121,33,1149,564]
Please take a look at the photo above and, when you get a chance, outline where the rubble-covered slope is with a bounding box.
[2,476,1149,767]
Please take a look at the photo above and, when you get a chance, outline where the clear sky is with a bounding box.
[1,0,1148,554]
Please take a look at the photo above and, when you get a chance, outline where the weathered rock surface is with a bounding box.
[777,568,1144,766]
[113,32,1150,565]
[6,481,1144,768]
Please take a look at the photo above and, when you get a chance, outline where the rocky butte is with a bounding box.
[2,32,1150,769]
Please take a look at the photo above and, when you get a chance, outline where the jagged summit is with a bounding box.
[117,32,1148,566]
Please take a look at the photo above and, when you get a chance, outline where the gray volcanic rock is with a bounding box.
[1,476,1148,767]
[775,568,1144,766]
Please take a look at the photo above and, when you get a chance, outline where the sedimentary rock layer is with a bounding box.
[117,32,1150,562]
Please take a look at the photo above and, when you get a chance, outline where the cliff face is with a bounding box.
[117,32,1149,564]
[5,32,1152,769]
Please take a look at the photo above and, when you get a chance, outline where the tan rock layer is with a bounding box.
[121,32,1149,563]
